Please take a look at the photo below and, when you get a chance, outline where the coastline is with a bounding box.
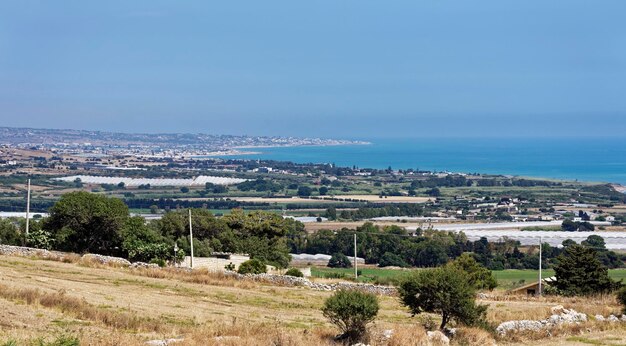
[232,141,371,150]
[216,137,626,185]
[192,141,371,158]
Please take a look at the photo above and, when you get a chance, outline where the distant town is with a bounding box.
[0,126,369,158]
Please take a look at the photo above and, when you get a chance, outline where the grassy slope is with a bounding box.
[1,255,625,345]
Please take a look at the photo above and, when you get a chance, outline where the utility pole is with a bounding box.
[25,179,31,237]
[354,233,358,280]
[173,242,178,268]
[538,236,542,296]
[189,209,194,269]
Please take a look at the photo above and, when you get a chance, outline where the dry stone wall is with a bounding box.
[222,271,397,296]
[1,244,396,295]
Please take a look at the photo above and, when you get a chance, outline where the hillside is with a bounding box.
[1,254,626,345]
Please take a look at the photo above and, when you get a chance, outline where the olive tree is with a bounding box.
[398,265,487,330]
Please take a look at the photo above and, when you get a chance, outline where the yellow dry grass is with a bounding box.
[0,254,624,346]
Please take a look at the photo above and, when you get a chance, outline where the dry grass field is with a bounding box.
[1,254,625,345]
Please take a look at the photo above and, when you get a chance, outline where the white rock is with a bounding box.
[608,315,619,322]
[145,339,184,346]
[427,330,450,345]
[214,336,240,341]
[496,308,587,335]
[595,315,605,321]
[382,329,394,339]
[551,305,565,315]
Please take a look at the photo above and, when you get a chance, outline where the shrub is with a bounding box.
[397,266,487,330]
[237,259,266,274]
[328,253,352,268]
[224,262,235,271]
[26,229,55,250]
[323,272,347,279]
[150,258,166,267]
[618,286,626,314]
[322,289,379,343]
[285,268,304,277]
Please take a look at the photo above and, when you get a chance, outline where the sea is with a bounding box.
[219,137,626,185]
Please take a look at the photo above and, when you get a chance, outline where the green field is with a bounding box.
[311,267,626,289]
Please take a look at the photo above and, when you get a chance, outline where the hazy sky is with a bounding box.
[1,1,625,138]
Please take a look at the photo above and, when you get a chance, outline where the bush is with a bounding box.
[322,289,379,343]
[618,286,626,314]
[285,268,304,277]
[328,253,352,268]
[323,272,347,279]
[150,258,166,267]
[26,229,55,250]
[237,259,267,274]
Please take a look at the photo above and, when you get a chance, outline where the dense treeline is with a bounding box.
[288,222,626,270]
[334,204,424,221]
[0,192,297,268]
[236,178,284,192]
[0,199,55,213]
[408,175,562,189]
[410,175,471,188]
[124,198,269,210]
[3,192,624,273]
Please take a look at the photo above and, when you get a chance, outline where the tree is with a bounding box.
[426,188,441,197]
[0,219,20,245]
[328,253,352,268]
[398,266,487,330]
[180,187,190,193]
[551,244,620,296]
[297,186,314,197]
[237,259,267,274]
[562,239,577,248]
[414,240,448,267]
[120,216,170,262]
[222,210,292,268]
[45,192,129,255]
[322,290,379,343]
[325,207,337,220]
[319,186,329,196]
[449,253,498,291]
[562,219,595,232]
[582,235,606,249]
[378,252,409,268]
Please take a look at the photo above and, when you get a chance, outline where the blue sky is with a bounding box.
[1,1,625,138]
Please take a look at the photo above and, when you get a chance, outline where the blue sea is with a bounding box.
[221,137,626,185]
